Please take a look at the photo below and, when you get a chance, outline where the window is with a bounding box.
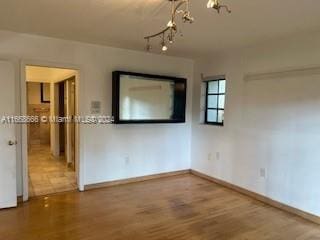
[205,78,226,125]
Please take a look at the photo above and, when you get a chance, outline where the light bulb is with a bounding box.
[207,0,215,8]
[168,34,174,44]
[167,20,174,28]
[161,34,168,52]
[162,45,168,52]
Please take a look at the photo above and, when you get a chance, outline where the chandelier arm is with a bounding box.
[170,0,176,24]
[173,0,189,20]
[173,0,189,14]
[144,0,188,40]
[144,27,171,40]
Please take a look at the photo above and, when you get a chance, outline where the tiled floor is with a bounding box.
[28,144,77,197]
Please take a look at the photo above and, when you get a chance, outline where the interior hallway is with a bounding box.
[28,144,77,197]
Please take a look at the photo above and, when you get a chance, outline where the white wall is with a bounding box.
[191,32,320,216]
[27,82,41,104]
[0,30,193,194]
[50,82,60,157]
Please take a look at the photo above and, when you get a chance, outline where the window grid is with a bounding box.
[205,79,225,126]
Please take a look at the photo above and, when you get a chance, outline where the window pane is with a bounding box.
[218,95,225,109]
[219,80,226,93]
[208,81,218,94]
[218,110,224,123]
[207,110,217,122]
[207,95,218,108]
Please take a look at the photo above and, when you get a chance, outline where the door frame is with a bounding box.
[20,60,84,201]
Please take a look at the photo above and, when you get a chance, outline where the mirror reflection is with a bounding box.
[119,75,175,120]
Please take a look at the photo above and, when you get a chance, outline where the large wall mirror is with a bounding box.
[112,71,187,124]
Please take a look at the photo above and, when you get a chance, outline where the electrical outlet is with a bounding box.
[216,152,220,161]
[207,153,212,161]
[125,156,130,165]
[260,168,266,178]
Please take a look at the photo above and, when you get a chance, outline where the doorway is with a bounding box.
[25,66,79,197]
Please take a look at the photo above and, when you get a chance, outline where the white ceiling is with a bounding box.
[1,0,320,58]
[26,66,77,83]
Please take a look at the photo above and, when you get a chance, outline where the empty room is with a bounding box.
[0,0,320,239]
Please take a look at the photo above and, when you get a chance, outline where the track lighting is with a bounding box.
[145,0,231,52]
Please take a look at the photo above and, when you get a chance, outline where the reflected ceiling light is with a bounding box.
[144,0,231,52]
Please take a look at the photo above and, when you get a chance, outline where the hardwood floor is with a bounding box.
[1,174,320,240]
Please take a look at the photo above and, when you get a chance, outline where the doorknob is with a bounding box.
[8,140,17,146]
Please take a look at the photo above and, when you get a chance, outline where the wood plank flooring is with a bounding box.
[1,174,320,240]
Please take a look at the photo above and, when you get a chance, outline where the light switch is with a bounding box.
[91,101,101,114]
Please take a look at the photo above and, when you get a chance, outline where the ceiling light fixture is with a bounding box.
[144,0,231,52]
[207,0,231,13]
[146,38,152,51]
[161,33,168,52]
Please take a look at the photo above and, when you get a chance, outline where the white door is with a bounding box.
[0,60,17,209]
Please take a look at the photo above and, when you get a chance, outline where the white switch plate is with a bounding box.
[91,101,101,114]
[260,168,266,178]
